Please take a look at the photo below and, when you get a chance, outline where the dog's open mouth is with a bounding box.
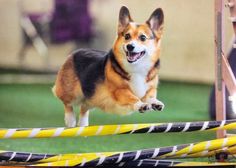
[126,51,145,63]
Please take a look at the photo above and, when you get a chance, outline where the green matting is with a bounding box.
[0,82,215,154]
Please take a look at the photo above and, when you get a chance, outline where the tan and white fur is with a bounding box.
[53,6,165,127]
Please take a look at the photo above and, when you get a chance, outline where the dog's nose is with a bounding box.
[127,44,135,52]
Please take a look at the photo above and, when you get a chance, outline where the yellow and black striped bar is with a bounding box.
[2,159,236,168]
[99,159,236,168]
[32,136,236,167]
[0,119,236,139]
[0,150,55,163]
[1,136,236,167]
[111,159,182,167]
[170,145,236,159]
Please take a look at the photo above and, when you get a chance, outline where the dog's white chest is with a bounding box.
[130,74,148,98]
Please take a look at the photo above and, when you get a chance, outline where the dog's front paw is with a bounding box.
[134,101,152,113]
[152,101,164,111]
[139,103,152,113]
[147,98,165,111]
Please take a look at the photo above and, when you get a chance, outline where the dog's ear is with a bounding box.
[146,8,164,34]
[118,6,133,33]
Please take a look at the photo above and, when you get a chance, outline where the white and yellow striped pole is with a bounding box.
[0,120,236,139]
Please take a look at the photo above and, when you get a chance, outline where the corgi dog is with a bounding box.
[53,6,165,127]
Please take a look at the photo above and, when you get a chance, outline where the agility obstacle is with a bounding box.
[0,135,236,166]
[1,120,236,167]
[2,158,236,168]
[100,160,236,168]
[0,119,236,139]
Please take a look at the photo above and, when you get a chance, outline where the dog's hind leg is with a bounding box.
[64,104,76,127]
[78,105,89,127]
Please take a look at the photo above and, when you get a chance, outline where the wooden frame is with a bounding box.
[215,0,236,138]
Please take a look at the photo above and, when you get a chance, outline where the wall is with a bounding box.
[0,0,234,83]
[90,0,234,83]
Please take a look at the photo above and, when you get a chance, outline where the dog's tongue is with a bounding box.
[127,52,141,61]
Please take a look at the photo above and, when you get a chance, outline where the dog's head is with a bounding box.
[113,6,164,69]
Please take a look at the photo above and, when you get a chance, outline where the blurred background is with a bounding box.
[0,0,234,83]
[0,0,235,155]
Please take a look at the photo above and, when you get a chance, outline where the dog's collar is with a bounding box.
[109,50,130,80]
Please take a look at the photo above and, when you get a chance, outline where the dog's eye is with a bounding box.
[124,33,131,40]
[139,35,147,42]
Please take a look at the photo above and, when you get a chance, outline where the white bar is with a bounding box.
[181,122,190,132]
[115,152,124,163]
[28,128,41,138]
[80,158,87,167]
[76,127,84,136]
[154,160,159,166]
[205,141,211,150]
[130,124,138,134]
[53,128,64,137]
[96,155,106,166]
[220,120,226,128]
[95,126,103,135]
[147,124,155,133]
[9,152,16,161]
[222,138,228,148]
[169,146,177,156]
[4,129,16,138]
[118,162,125,167]
[25,153,32,162]
[151,148,160,158]
[137,160,143,166]
[133,150,141,161]
[200,122,209,131]
[113,125,121,135]
[164,123,173,132]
